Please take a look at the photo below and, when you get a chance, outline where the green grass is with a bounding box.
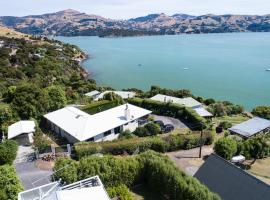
[81,100,120,114]
[214,115,249,126]
[131,185,163,200]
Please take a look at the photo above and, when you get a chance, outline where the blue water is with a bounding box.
[57,33,270,110]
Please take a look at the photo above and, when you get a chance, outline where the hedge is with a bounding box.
[81,100,120,114]
[107,184,133,200]
[0,165,23,200]
[0,140,18,165]
[128,98,207,129]
[74,132,215,159]
[54,151,220,200]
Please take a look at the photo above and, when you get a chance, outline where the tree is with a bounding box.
[45,85,67,111]
[0,140,18,165]
[11,84,49,119]
[204,98,215,106]
[214,137,237,160]
[252,106,270,120]
[219,121,232,130]
[103,92,124,105]
[0,165,23,200]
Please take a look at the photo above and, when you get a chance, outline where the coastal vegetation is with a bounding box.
[54,151,220,200]
[252,106,270,120]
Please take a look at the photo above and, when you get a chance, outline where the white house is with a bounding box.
[150,94,213,118]
[85,90,136,101]
[44,104,151,143]
[18,176,110,200]
[8,121,35,145]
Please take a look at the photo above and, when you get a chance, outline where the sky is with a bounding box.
[0,0,269,19]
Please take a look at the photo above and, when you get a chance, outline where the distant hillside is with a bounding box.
[0,25,29,38]
[1,9,270,36]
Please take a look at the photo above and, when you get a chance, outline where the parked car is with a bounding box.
[154,120,164,127]
[161,124,175,133]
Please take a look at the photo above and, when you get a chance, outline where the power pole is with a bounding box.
[199,125,203,158]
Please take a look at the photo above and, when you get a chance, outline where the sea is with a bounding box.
[57,32,270,110]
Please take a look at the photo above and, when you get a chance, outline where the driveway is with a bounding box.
[14,145,35,164]
[15,162,53,190]
[151,114,188,129]
[166,146,214,176]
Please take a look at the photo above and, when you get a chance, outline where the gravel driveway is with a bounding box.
[151,114,188,129]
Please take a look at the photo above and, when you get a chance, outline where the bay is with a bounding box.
[57,33,270,110]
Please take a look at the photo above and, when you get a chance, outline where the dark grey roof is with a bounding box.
[195,154,270,200]
[228,117,270,137]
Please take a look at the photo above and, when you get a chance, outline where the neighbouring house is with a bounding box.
[8,120,35,146]
[194,154,270,200]
[18,176,110,200]
[85,90,136,101]
[0,40,4,48]
[150,94,213,118]
[44,104,151,143]
[228,117,270,138]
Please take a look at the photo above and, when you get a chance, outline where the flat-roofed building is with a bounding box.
[229,117,270,138]
[44,104,151,143]
[85,90,135,101]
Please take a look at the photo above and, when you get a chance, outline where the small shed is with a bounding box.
[8,121,35,145]
[228,117,270,138]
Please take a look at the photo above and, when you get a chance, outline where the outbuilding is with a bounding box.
[228,117,270,138]
[85,90,136,101]
[8,121,35,145]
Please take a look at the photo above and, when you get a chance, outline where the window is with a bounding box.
[104,130,112,137]
[114,126,121,134]
[87,137,94,142]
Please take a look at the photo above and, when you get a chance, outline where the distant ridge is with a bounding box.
[0,9,270,36]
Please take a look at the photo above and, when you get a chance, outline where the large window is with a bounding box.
[104,130,112,137]
[114,126,121,134]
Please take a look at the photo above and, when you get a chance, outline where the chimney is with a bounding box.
[124,104,131,120]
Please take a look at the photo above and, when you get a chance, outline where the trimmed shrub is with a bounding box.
[134,123,161,137]
[75,132,215,159]
[214,137,237,160]
[0,165,23,200]
[107,184,133,200]
[54,151,220,200]
[0,140,18,165]
[82,100,120,115]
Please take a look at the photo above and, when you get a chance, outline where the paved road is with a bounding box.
[151,114,188,129]
[15,162,53,190]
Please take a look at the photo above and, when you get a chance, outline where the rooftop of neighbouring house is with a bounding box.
[18,176,110,200]
[150,94,202,108]
[85,90,136,100]
[195,154,270,200]
[228,117,270,137]
[8,120,35,139]
[44,103,151,141]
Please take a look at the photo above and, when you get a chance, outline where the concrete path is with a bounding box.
[166,146,214,176]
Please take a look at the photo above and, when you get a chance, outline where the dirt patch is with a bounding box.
[35,159,55,171]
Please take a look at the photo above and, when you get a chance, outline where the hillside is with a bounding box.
[0,25,29,38]
[0,10,270,36]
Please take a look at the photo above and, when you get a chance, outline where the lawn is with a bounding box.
[81,100,119,115]
[131,185,163,200]
[245,158,270,184]
[214,115,249,126]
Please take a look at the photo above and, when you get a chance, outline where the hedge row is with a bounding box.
[81,100,120,115]
[74,132,215,159]
[54,151,220,200]
[128,98,207,129]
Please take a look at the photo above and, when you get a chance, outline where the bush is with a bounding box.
[0,165,23,200]
[214,137,237,160]
[54,151,220,200]
[241,136,270,159]
[0,140,18,165]
[252,106,270,120]
[81,100,120,114]
[107,184,133,200]
[75,131,215,158]
[219,121,232,130]
[208,102,243,117]
[204,98,215,106]
[53,157,78,184]
[33,128,52,151]
[118,130,135,139]
[133,123,161,137]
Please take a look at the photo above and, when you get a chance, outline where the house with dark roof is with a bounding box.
[195,154,270,200]
[228,117,270,138]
